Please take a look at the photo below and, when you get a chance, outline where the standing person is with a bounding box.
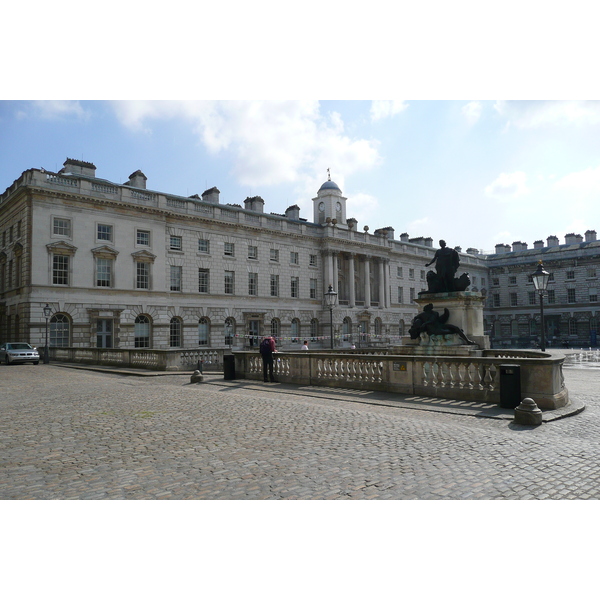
[301,340,309,350]
[259,336,277,382]
[425,239,460,292]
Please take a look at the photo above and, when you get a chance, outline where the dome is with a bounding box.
[318,180,341,192]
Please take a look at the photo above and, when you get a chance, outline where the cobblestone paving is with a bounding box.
[1,358,599,499]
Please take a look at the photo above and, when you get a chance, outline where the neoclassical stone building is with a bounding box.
[0,158,490,351]
[1,157,598,351]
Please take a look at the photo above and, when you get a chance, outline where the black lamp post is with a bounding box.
[324,285,338,350]
[43,303,52,364]
[531,261,550,351]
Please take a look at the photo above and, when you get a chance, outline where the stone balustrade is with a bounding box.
[234,349,569,410]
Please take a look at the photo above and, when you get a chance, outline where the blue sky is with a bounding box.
[3,99,600,253]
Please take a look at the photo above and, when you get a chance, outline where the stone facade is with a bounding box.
[0,159,490,351]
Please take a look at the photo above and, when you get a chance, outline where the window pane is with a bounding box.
[53,255,69,285]
[97,258,112,287]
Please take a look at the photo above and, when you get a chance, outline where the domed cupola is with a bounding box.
[313,171,347,224]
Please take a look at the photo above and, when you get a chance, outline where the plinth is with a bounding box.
[408,291,489,351]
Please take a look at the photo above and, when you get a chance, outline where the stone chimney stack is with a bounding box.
[495,244,509,254]
[512,241,527,252]
[466,247,480,255]
[285,204,300,220]
[547,235,559,247]
[400,233,410,242]
[533,240,544,249]
[244,196,265,213]
[60,158,96,178]
[585,230,597,242]
[126,170,147,189]
[201,187,220,205]
[565,233,583,244]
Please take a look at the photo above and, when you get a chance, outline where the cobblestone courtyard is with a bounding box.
[1,355,599,500]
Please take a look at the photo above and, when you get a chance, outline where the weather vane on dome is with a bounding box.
[327,168,331,181]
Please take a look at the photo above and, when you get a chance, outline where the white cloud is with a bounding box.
[111,100,381,188]
[370,100,409,122]
[485,171,529,199]
[494,100,600,128]
[554,164,600,197]
[24,101,89,120]
[345,192,381,227]
[462,101,482,126]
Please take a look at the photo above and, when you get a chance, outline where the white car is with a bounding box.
[0,343,40,365]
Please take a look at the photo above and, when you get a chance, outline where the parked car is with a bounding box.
[0,342,40,365]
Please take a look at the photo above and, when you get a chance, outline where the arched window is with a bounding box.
[270,318,280,340]
[342,317,352,341]
[310,318,318,341]
[170,317,182,348]
[511,320,519,338]
[224,317,235,346]
[291,318,300,343]
[529,319,537,336]
[374,317,382,336]
[50,313,71,347]
[198,317,210,346]
[135,315,151,348]
[569,318,577,336]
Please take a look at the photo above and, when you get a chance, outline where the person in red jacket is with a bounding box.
[259,336,277,382]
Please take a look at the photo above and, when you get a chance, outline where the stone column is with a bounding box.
[378,259,385,308]
[348,253,356,308]
[364,256,371,308]
[383,259,390,308]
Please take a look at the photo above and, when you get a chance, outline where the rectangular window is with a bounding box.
[588,268,597,278]
[566,270,575,280]
[481,278,486,288]
[509,276,517,285]
[409,288,415,301]
[310,278,317,299]
[309,254,317,267]
[492,278,500,286]
[409,268,415,279]
[270,249,279,262]
[398,287,404,303]
[136,262,150,289]
[97,224,113,242]
[53,255,69,285]
[224,270,235,294]
[170,235,182,251]
[248,245,258,260]
[527,274,534,283]
[420,270,426,281]
[549,273,555,281]
[568,288,576,303]
[198,269,210,293]
[569,319,578,336]
[137,229,150,246]
[510,292,518,306]
[96,258,112,287]
[528,291,537,305]
[290,251,299,265]
[198,239,210,253]
[270,274,279,297]
[53,217,71,237]
[224,242,235,256]
[291,276,299,298]
[547,289,556,303]
[493,293,501,307]
[248,272,258,296]
[170,265,182,291]
[589,290,598,302]
[397,267,403,278]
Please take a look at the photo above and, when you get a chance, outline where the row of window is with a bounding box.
[489,317,597,338]
[1,220,22,247]
[396,266,486,287]
[493,269,597,287]
[492,288,598,307]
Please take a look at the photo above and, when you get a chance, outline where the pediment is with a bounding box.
[46,241,78,255]
[91,245,119,257]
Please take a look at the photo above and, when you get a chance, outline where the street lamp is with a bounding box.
[531,261,550,351]
[324,284,338,350]
[43,303,52,364]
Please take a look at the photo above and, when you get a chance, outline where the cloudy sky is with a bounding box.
[3,99,600,253]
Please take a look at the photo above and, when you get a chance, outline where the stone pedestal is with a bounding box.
[413,291,490,350]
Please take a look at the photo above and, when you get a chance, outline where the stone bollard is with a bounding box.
[514,397,543,426]
[190,370,204,384]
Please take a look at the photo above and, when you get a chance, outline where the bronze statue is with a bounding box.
[424,240,470,293]
[409,303,475,344]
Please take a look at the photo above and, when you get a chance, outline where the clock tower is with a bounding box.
[312,174,347,224]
